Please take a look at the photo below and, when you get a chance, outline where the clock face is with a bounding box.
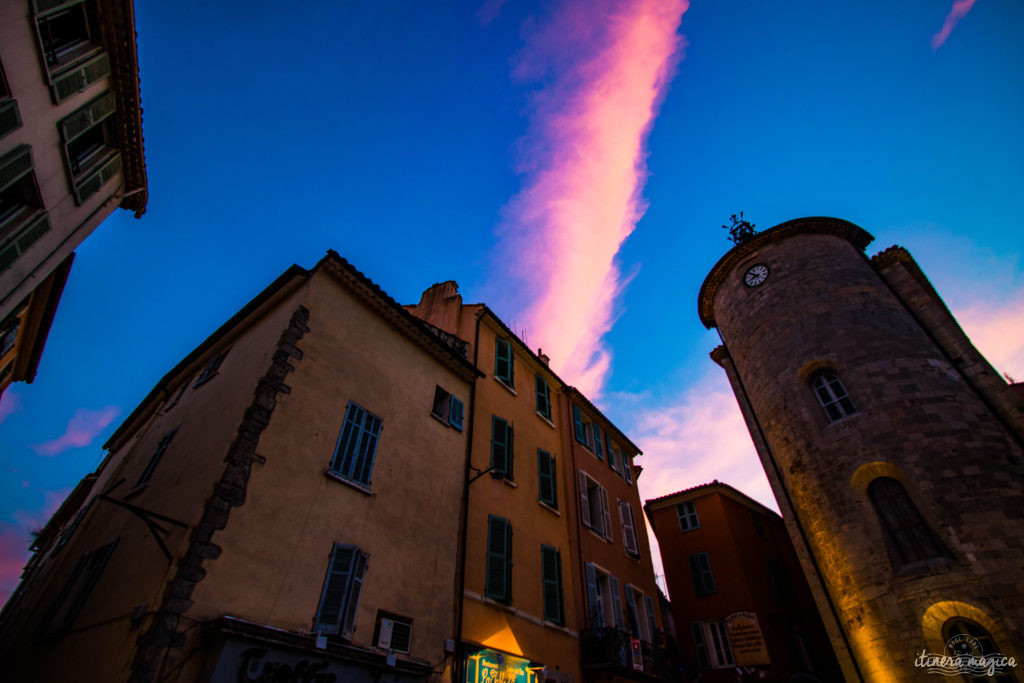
[744,263,769,287]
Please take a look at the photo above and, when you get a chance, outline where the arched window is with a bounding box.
[942,619,1016,682]
[811,373,857,422]
[867,477,949,572]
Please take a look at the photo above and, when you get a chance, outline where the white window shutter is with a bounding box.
[599,486,612,540]
[378,618,394,650]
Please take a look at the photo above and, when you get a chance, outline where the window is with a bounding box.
[40,537,118,634]
[194,348,229,387]
[867,477,949,572]
[330,402,382,488]
[485,515,512,602]
[314,543,368,637]
[431,386,464,430]
[688,552,716,596]
[676,501,699,532]
[705,620,735,668]
[618,500,639,556]
[374,611,412,654]
[750,509,765,537]
[584,562,624,630]
[58,91,121,204]
[578,470,611,540]
[592,424,604,460]
[0,316,18,357]
[624,585,657,642]
[34,0,98,71]
[812,372,857,422]
[534,374,551,420]
[494,338,514,387]
[540,545,564,625]
[573,404,587,444]
[0,60,22,139]
[0,146,48,273]
[537,449,557,509]
[622,457,633,484]
[55,498,93,554]
[942,619,1016,683]
[490,416,514,480]
[136,428,177,488]
[691,621,711,670]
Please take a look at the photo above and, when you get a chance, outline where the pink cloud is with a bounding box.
[953,294,1024,382]
[0,489,70,608]
[31,406,121,457]
[495,0,688,398]
[931,0,978,49]
[0,388,20,424]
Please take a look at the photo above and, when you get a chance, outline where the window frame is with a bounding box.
[688,551,717,596]
[578,469,612,540]
[58,91,120,205]
[537,449,558,509]
[534,374,552,420]
[135,428,178,488]
[329,402,383,489]
[490,416,514,481]
[811,371,857,423]
[40,537,118,635]
[618,499,639,556]
[676,501,699,532]
[431,386,465,431]
[494,338,514,388]
[373,610,413,654]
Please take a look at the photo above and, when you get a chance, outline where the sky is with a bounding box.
[1,0,1022,603]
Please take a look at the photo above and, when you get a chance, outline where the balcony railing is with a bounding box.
[581,627,668,680]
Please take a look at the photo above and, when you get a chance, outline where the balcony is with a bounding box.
[580,628,670,681]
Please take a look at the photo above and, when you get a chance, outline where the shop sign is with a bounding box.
[726,611,771,666]
[464,648,540,683]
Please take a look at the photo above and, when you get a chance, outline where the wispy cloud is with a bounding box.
[954,294,1024,381]
[0,388,20,424]
[31,406,121,457]
[495,0,688,398]
[931,0,978,49]
[1,489,70,607]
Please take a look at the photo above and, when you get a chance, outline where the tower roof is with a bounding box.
[697,216,874,328]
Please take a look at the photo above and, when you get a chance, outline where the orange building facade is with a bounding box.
[646,482,841,682]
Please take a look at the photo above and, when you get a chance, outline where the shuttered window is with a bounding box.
[689,552,717,596]
[535,374,551,419]
[431,386,464,431]
[572,404,586,444]
[490,416,514,480]
[194,348,228,387]
[330,402,383,487]
[676,501,699,531]
[609,575,624,630]
[644,594,658,643]
[41,537,118,634]
[584,562,601,628]
[868,477,950,571]
[691,621,711,670]
[537,449,557,508]
[618,500,639,556]
[136,428,178,488]
[578,470,611,539]
[449,395,464,430]
[540,545,563,624]
[58,91,119,205]
[485,515,512,602]
[625,585,641,638]
[811,372,857,422]
[494,338,514,387]
[315,543,368,637]
[592,424,604,460]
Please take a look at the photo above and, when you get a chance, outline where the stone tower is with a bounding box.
[697,217,1024,682]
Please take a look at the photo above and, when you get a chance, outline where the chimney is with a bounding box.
[538,348,550,366]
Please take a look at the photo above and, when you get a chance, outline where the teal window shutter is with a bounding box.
[534,375,551,419]
[592,423,604,460]
[448,395,464,431]
[644,594,658,642]
[540,545,563,624]
[330,402,383,486]
[689,552,716,596]
[609,576,624,630]
[623,458,633,484]
[537,450,557,508]
[485,515,511,602]
[584,562,601,628]
[494,339,513,386]
[315,543,368,636]
[572,404,585,443]
[624,585,640,637]
[691,622,711,669]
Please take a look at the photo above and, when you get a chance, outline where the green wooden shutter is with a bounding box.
[59,91,116,143]
[624,585,640,637]
[577,470,591,527]
[448,395,464,430]
[535,375,551,419]
[592,424,604,460]
[494,339,513,386]
[0,99,21,139]
[688,554,703,595]
[541,545,563,624]
[317,545,355,633]
[52,52,110,103]
[485,515,511,602]
[607,440,619,472]
[691,622,711,669]
[584,562,600,628]
[0,145,33,193]
[644,594,657,642]
[537,450,555,507]
[490,416,509,478]
[623,458,633,484]
[609,576,624,630]
[505,421,514,480]
[572,405,585,443]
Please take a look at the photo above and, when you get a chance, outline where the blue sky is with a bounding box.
[1,0,1022,600]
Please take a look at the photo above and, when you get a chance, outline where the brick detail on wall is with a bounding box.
[127,305,310,683]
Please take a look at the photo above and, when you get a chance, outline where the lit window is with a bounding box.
[812,372,857,422]
[330,402,382,488]
[867,477,949,572]
[314,543,367,638]
[676,501,699,532]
